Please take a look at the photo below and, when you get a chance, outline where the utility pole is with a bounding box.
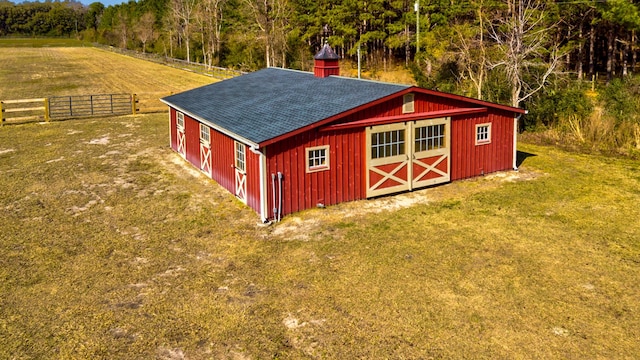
[357,44,361,79]
[415,0,420,54]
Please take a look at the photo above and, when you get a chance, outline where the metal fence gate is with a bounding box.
[48,94,133,119]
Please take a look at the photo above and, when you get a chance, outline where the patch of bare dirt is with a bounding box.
[269,168,543,239]
[161,146,543,240]
[282,312,327,357]
[87,135,110,145]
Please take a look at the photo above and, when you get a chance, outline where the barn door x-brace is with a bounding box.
[365,117,451,198]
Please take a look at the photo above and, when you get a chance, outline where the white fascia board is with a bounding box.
[160,100,260,149]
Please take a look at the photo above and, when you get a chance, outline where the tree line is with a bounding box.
[2,0,640,154]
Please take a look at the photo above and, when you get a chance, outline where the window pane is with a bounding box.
[371,129,406,158]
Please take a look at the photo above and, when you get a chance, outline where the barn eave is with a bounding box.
[160,99,260,149]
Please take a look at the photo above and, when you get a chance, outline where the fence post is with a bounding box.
[44,98,50,122]
[0,101,4,126]
[131,93,138,116]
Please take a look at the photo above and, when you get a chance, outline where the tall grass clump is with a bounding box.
[522,77,640,158]
[600,78,640,154]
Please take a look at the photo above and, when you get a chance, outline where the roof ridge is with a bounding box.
[265,67,310,75]
[328,74,412,87]
[266,67,412,88]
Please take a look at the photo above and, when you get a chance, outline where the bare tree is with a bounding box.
[171,0,199,63]
[114,10,130,49]
[245,0,290,68]
[196,0,227,66]
[135,12,156,54]
[454,0,489,100]
[490,0,563,107]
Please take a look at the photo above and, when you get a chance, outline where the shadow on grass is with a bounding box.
[516,150,537,168]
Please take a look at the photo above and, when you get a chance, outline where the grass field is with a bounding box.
[1,114,639,359]
[1,44,639,358]
[0,44,215,100]
[0,38,90,48]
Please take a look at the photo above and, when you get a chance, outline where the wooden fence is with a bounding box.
[0,98,49,124]
[96,44,247,80]
[1,92,172,126]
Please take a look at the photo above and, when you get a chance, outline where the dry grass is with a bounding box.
[1,44,639,358]
[0,46,215,100]
[339,60,417,85]
[1,114,639,358]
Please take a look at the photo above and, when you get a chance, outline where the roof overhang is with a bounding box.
[160,98,260,149]
[405,86,527,114]
[256,89,408,148]
[319,107,488,132]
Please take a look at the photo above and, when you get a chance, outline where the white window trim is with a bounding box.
[475,123,492,145]
[306,145,330,173]
[199,123,210,146]
[234,141,246,173]
[176,111,185,130]
[402,93,415,114]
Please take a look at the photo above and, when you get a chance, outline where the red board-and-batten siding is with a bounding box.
[168,109,262,213]
[264,90,519,217]
[266,128,364,218]
[168,89,521,220]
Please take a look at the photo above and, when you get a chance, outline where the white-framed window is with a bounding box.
[402,93,415,114]
[415,124,445,152]
[234,141,246,173]
[476,123,492,145]
[199,123,210,145]
[371,129,405,159]
[306,145,330,173]
[176,111,185,130]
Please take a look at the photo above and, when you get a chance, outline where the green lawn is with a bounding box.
[1,114,638,358]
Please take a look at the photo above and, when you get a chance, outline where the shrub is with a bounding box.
[524,80,593,131]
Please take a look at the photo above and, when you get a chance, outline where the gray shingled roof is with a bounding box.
[162,67,409,145]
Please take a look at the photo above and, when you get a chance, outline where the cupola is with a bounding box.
[313,43,340,78]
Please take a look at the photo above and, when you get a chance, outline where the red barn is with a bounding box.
[161,45,526,222]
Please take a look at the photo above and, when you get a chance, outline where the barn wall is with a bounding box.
[182,113,201,168]
[169,90,518,219]
[245,149,262,214]
[337,93,516,180]
[169,109,177,151]
[335,92,461,124]
[264,93,517,217]
[266,128,364,217]
[209,126,235,193]
[168,108,263,214]
[450,109,515,180]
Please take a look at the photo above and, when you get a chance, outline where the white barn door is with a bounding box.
[199,123,212,176]
[234,141,247,203]
[176,112,186,158]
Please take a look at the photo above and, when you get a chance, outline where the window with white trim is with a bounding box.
[476,123,491,145]
[176,111,185,129]
[306,145,330,172]
[199,123,210,145]
[402,93,415,113]
[415,124,445,152]
[371,129,405,159]
[235,141,246,172]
